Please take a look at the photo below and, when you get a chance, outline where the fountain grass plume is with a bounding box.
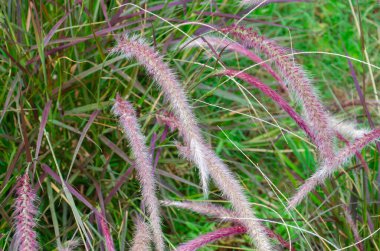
[161,200,238,222]
[13,173,38,251]
[221,25,335,161]
[112,34,210,196]
[288,128,380,208]
[186,36,285,88]
[156,111,180,132]
[112,34,273,250]
[112,94,164,251]
[131,217,152,251]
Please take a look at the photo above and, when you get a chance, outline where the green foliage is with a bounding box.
[1,0,379,250]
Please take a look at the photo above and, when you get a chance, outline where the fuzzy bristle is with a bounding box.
[131,217,152,251]
[97,213,115,251]
[288,128,380,208]
[113,95,165,251]
[222,25,335,162]
[112,35,273,251]
[13,173,39,251]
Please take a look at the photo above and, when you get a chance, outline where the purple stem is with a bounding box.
[222,69,316,142]
[33,100,52,173]
[104,166,134,205]
[153,126,169,170]
[41,164,100,215]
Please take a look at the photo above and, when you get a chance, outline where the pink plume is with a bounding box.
[13,173,39,251]
[113,95,164,251]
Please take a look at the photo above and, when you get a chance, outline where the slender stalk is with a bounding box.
[221,69,315,142]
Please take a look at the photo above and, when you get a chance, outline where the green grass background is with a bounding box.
[1,0,379,250]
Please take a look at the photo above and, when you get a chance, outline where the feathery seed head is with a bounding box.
[131,217,152,251]
[97,213,115,251]
[112,35,272,250]
[329,117,370,139]
[289,128,380,208]
[112,34,211,196]
[13,173,39,251]
[221,25,335,162]
[113,93,136,118]
[156,111,180,132]
[112,94,165,251]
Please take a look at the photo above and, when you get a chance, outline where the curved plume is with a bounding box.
[112,35,272,250]
[112,95,164,251]
[131,217,152,251]
[288,128,380,208]
[162,200,238,222]
[221,25,334,161]
[13,173,38,251]
[112,34,210,195]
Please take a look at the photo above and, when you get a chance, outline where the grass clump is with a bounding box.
[1,1,379,250]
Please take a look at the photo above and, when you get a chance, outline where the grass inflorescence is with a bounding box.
[1,1,379,250]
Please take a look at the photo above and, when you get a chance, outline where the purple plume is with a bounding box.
[221,25,334,161]
[112,34,273,250]
[131,217,152,251]
[342,205,364,251]
[13,173,38,251]
[112,34,210,195]
[112,95,164,251]
[289,128,380,208]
